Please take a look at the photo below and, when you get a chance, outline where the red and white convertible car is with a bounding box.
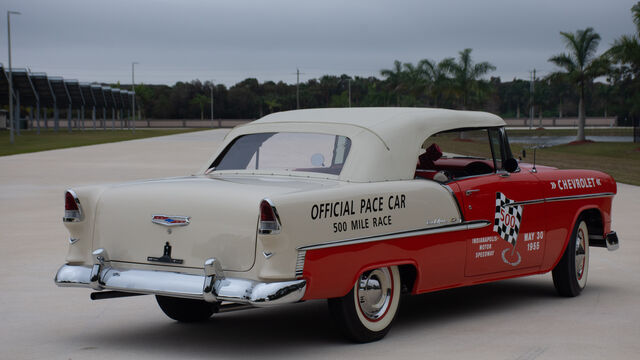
[55,108,619,342]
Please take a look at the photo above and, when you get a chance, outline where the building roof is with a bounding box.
[30,73,56,107]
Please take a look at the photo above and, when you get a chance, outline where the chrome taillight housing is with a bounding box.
[63,190,83,222]
[258,199,281,235]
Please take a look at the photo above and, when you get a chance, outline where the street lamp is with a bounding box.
[210,81,214,128]
[131,61,138,133]
[7,10,21,144]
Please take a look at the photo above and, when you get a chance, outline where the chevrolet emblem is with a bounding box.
[151,215,191,227]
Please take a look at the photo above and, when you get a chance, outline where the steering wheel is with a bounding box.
[464,161,493,176]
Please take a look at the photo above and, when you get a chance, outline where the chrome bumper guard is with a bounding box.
[55,248,307,307]
[590,231,620,251]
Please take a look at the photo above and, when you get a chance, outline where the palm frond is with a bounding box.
[418,59,436,80]
[559,31,579,55]
[472,61,496,78]
[380,60,402,78]
[548,53,577,72]
[437,58,456,74]
[581,28,601,64]
[585,56,611,78]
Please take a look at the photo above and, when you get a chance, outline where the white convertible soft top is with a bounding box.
[206,108,505,182]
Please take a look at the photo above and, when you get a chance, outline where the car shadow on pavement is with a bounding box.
[67,276,606,357]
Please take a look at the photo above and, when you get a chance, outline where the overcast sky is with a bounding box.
[1,0,637,87]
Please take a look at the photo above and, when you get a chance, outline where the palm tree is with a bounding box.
[380,60,405,106]
[418,58,454,107]
[548,28,608,141]
[190,93,209,121]
[606,2,640,116]
[447,49,496,109]
[400,62,420,104]
[607,2,640,73]
[264,97,281,113]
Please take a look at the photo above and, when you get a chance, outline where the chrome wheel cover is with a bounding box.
[575,227,587,281]
[357,268,393,320]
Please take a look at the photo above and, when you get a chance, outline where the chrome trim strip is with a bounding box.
[295,250,306,277]
[504,192,614,207]
[296,193,613,252]
[297,220,491,251]
[55,255,306,307]
[504,199,545,206]
[544,192,615,203]
[443,184,465,222]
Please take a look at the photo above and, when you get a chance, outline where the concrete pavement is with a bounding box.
[0,129,638,359]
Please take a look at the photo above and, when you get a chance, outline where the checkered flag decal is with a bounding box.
[493,192,522,247]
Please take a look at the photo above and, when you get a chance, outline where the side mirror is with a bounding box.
[504,158,519,173]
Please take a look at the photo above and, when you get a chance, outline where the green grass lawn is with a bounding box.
[3,128,639,186]
[0,129,205,156]
[436,134,640,186]
[507,127,632,137]
[520,142,640,186]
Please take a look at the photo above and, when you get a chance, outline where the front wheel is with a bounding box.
[156,295,219,322]
[552,219,590,297]
[328,266,401,342]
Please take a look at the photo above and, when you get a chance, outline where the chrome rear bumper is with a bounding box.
[54,248,306,307]
[590,231,620,251]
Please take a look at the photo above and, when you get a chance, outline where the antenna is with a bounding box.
[530,145,547,173]
[532,147,537,173]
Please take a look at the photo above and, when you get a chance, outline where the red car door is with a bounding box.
[453,170,547,277]
[438,128,548,278]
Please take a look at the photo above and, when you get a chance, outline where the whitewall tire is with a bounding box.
[328,266,401,342]
[552,219,590,297]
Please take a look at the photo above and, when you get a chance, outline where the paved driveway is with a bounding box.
[1,129,638,359]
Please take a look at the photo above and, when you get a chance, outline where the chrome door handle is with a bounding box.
[465,189,480,196]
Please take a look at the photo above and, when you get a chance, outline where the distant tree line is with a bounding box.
[126,3,640,135]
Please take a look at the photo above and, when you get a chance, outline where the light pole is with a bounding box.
[529,69,535,130]
[7,10,21,144]
[296,68,300,109]
[210,80,216,128]
[131,61,138,133]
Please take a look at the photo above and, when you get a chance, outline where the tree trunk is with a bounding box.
[558,101,563,118]
[516,105,520,118]
[538,106,542,127]
[577,86,586,142]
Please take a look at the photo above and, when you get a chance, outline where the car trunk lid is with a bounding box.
[93,175,331,271]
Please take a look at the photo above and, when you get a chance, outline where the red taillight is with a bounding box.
[258,199,281,234]
[260,200,275,221]
[63,190,82,222]
[65,191,79,211]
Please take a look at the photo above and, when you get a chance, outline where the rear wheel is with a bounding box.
[552,219,590,297]
[156,295,219,322]
[328,266,401,343]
